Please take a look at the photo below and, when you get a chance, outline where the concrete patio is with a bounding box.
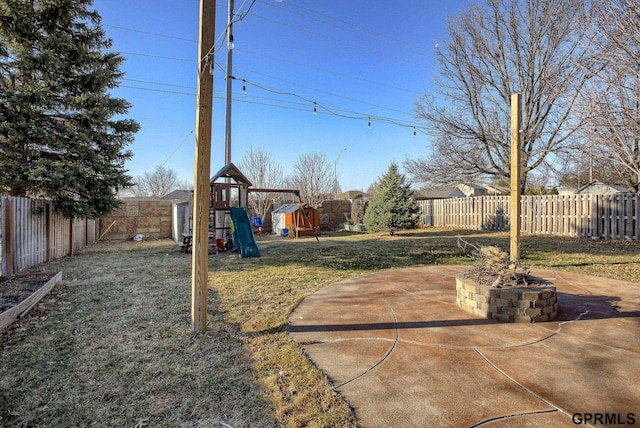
[289,266,640,427]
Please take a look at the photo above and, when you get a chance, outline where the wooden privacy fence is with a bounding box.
[0,196,97,277]
[418,194,640,241]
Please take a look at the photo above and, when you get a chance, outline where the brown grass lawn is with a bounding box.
[1,229,639,427]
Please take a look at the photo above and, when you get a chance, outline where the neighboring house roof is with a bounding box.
[119,196,163,202]
[415,184,486,199]
[161,189,193,201]
[575,180,627,194]
[414,186,456,200]
[485,185,509,195]
[336,190,372,200]
[456,183,485,197]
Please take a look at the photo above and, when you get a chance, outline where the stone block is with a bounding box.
[525,307,542,316]
[137,217,160,228]
[514,315,533,323]
[523,291,540,300]
[502,307,517,316]
[459,302,472,313]
[535,298,549,308]
[464,283,477,293]
[472,308,488,317]
[541,291,554,300]
[479,286,493,297]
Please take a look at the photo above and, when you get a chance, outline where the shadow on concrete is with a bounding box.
[283,292,640,335]
[288,317,495,334]
[556,292,640,321]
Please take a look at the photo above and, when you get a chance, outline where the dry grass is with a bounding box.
[1,229,639,427]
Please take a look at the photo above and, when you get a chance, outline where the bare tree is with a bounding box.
[406,0,593,190]
[238,145,286,219]
[125,165,188,198]
[289,152,337,208]
[578,0,640,191]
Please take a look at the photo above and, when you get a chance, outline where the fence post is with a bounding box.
[636,194,640,241]
[3,198,14,277]
[69,217,74,256]
[45,203,52,262]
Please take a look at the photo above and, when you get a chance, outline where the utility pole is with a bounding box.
[192,0,216,333]
[510,93,522,261]
[224,0,234,165]
[334,148,346,194]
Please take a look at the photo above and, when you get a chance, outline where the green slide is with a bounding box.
[230,207,260,258]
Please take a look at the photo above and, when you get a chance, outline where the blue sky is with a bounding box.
[92,0,468,191]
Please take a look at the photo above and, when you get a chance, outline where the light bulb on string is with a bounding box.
[368,117,371,129]
[413,127,417,138]
[313,102,317,116]
[242,80,247,94]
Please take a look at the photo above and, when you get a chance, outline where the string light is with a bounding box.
[132,60,429,136]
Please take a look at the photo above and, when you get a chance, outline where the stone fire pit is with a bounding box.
[456,275,557,323]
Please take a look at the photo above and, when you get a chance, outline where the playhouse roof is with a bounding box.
[209,162,252,186]
[272,203,302,214]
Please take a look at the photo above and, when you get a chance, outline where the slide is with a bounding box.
[230,207,260,258]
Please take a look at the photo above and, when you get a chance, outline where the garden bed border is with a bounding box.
[0,271,63,331]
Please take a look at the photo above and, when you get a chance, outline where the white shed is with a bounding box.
[271,204,300,236]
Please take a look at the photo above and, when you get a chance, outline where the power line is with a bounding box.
[118,81,426,134]
[119,51,193,63]
[104,24,194,42]
[235,48,422,96]
[162,129,194,166]
[123,78,194,89]
[259,0,432,58]
[116,49,419,118]
[249,13,430,69]
[234,65,415,118]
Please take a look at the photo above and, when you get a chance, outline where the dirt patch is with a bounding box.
[0,273,56,313]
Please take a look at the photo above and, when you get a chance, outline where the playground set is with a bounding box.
[184,162,318,258]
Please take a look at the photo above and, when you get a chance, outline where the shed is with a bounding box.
[271,203,320,237]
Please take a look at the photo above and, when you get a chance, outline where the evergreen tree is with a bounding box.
[0,0,139,217]
[364,162,419,234]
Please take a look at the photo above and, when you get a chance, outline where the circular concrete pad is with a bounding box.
[288,266,640,427]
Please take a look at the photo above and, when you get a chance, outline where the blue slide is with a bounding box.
[230,207,260,258]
